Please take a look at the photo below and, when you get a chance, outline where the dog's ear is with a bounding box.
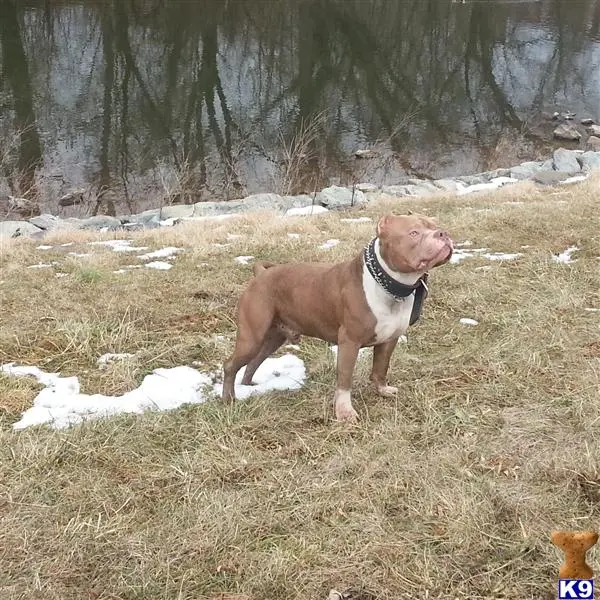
[376,215,392,236]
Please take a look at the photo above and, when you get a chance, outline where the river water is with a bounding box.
[1,0,599,217]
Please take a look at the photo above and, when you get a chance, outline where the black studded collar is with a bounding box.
[363,237,429,326]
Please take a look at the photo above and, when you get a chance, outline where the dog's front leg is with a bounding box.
[334,331,361,422]
[371,338,400,397]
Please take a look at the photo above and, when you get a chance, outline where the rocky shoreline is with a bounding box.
[2,147,598,241]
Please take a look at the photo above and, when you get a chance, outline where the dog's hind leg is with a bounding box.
[240,328,287,385]
[222,297,275,402]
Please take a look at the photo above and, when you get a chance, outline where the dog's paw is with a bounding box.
[376,385,398,397]
[335,405,359,422]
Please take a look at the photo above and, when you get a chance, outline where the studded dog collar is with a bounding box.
[363,237,429,326]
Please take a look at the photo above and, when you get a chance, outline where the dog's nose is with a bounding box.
[435,229,449,240]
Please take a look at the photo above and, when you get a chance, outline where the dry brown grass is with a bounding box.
[0,176,599,599]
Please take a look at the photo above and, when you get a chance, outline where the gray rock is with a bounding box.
[63,217,84,229]
[138,208,161,219]
[193,201,244,217]
[586,136,600,151]
[122,219,161,231]
[579,151,600,171]
[581,118,595,126]
[553,123,582,141]
[477,168,511,181]
[454,175,486,186]
[159,204,194,220]
[126,209,161,226]
[120,209,162,229]
[407,179,440,193]
[285,194,316,208]
[433,179,462,193]
[364,192,381,203]
[0,220,43,239]
[191,193,313,218]
[532,171,573,186]
[247,193,314,212]
[29,213,79,232]
[241,194,298,212]
[78,215,122,231]
[145,215,162,229]
[356,182,379,193]
[29,213,59,230]
[403,182,440,196]
[552,148,581,172]
[316,186,366,209]
[237,193,288,212]
[381,185,411,196]
[510,161,547,180]
[588,125,600,136]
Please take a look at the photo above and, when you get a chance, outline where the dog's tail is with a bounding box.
[252,261,277,277]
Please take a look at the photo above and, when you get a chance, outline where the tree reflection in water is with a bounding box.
[0,0,599,216]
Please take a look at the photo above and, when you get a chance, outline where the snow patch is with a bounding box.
[459,318,479,326]
[137,247,184,261]
[159,214,242,227]
[145,261,173,270]
[340,217,373,223]
[4,353,306,430]
[457,176,519,195]
[235,255,254,265]
[451,249,522,264]
[114,245,149,253]
[552,246,579,264]
[88,240,131,250]
[482,252,522,261]
[559,175,588,185]
[27,263,56,269]
[97,353,134,366]
[285,205,329,217]
[319,239,341,249]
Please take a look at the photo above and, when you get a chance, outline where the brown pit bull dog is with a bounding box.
[222,213,453,421]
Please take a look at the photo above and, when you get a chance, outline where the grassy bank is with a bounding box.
[0,177,599,599]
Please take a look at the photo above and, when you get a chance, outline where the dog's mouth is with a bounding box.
[442,244,453,262]
[429,242,453,268]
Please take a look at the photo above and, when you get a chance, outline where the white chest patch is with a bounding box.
[362,264,415,344]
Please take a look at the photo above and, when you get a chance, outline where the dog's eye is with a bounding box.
[409,230,419,237]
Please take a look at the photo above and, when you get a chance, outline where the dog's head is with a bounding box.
[376,212,453,274]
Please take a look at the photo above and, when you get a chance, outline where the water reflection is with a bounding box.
[0,0,599,217]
